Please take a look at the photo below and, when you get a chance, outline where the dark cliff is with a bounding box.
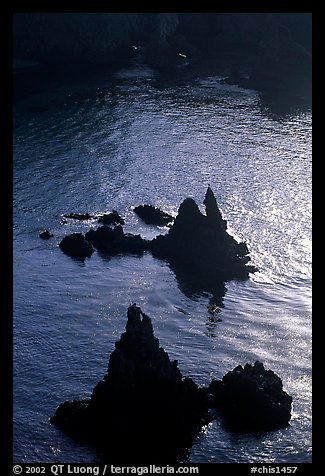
[14,14,311,66]
[14,13,138,67]
[14,13,311,99]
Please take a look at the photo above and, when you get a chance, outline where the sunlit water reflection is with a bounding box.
[13,64,311,463]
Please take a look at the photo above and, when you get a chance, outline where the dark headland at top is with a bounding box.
[14,13,311,105]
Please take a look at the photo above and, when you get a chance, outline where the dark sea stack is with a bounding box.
[63,213,93,221]
[150,186,257,282]
[51,305,211,462]
[57,188,255,305]
[51,306,293,460]
[39,230,53,239]
[97,210,124,226]
[85,225,148,256]
[59,233,94,258]
[207,361,292,432]
[133,204,174,226]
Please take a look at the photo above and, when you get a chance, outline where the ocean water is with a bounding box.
[13,63,312,463]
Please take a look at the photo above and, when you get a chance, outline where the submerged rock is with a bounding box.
[98,210,124,226]
[150,186,257,282]
[207,361,292,431]
[134,204,174,226]
[39,229,53,239]
[51,304,211,462]
[59,233,94,258]
[85,225,148,256]
[63,213,93,220]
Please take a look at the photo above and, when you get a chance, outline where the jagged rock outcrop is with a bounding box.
[62,211,125,225]
[39,229,53,239]
[85,225,148,256]
[59,233,94,258]
[51,304,211,462]
[207,361,292,431]
[63,213,93,221]
[51,306,292,461]
[97,210,124,226]
[58,187,256,305]
[133,204,174,226]
[150,186,257,281]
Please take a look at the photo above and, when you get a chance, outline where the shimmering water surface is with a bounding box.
[13,63,312,463]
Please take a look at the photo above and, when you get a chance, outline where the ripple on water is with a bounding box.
[13,66,311,463]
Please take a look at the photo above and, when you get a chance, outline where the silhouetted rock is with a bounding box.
[150,186,257,282]
[51,306,292,461]
[85,225,148,256]
[63,213,93,220]
[51,304,211,463]
[39,229,53,239]
[98,210,124,226]
[134,204,174,226]
[58,187,256,307]
[59,233,94,258]
[207,361,292,431]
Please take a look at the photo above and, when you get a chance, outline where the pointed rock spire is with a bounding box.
[51,306,292,462]
[203,185,226,229]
